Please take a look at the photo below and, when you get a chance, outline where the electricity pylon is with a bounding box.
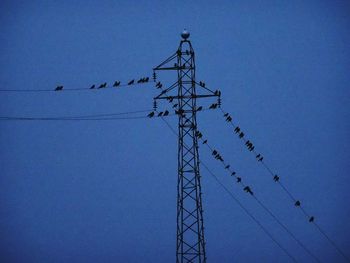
[153,30,220,263]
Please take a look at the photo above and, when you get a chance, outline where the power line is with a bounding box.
[151,76,319,261]
[158,115,298,263]
[0,109,153,121]
[216,106,350,262]
[194,129,321,263]
[0,77,152,93]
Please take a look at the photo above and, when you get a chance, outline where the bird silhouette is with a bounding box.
[147,112,155,118]
[239,132,244,138]
[163,110,169,116]
[128,80,134,85]
[231,172,236,176]
[113,81,120,87]
[55,85,63,91]
[295,201,301,207]
[197,106,203,111]
[225,165,230,169]
[234,127,240,133]
[273,175,280,182]
[158,112,163,117]
[90,84,95,89]
[244,186,253,195]
[236,177,241,183]
[209,103,218,109]
[202,140,208,144]
[173,104,178,108]
[98,82,107,89]
[309,216,315,222]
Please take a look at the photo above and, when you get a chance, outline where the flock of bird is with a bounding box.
[151,77,316,224]
[54,77,150,91]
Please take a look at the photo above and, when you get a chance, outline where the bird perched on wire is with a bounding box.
[147,112,155,118]
[55,85,63,91]
[128,79,134,85]
[244,186,253,195]
[113,81,120,87]
[98,82,107,89]
[90,84,95,89]
[209,103,218,109]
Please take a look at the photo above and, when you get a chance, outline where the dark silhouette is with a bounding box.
[98,82,107,89]
[273,175,280,182]
[236,177,241,183]
[197,106,203,111]
[202,140,208,144]
[295,201,301,207]
[225,165,230,169]
[244,186,253,195]
[147,112,155,118]
[157,112,163,117]
[55,85,63,91]
[113,81,120,87]
[128,79,134,85]
[309,216,314,222]
[163,110,169,116]
[209,103,218,109]
[90,84,95,89]
[214,90,221,96]
[234,126,240,133]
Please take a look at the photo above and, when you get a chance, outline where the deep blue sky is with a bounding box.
[1,1,349,262]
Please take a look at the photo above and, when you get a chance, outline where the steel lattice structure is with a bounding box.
[153,31,220,263]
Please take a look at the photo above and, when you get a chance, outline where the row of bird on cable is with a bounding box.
[223,112,264,162]
[195,131,255,196]
[198,129,316,222]
[221,112,316,222]
[54,77,150,91]
[147,104,211,118]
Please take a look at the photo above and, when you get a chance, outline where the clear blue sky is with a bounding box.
[1,1,349,262]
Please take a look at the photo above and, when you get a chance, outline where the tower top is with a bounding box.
[181,29,190,40]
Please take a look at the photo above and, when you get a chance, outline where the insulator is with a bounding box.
[218,96,221,107]
[153,71,157,82]
[153,100,157,110]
